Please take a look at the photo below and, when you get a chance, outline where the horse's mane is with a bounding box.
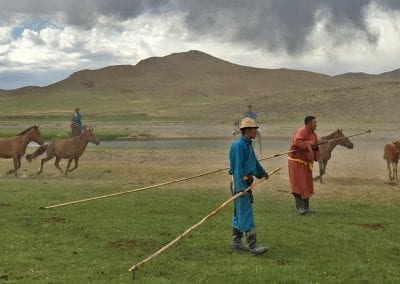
[17,126,36,136]
[321,129,341,140]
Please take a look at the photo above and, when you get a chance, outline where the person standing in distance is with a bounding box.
[229,117,269,256]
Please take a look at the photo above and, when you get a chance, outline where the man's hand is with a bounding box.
[243,175,254,186]
[260,172,269,180]
[312,144,319,151]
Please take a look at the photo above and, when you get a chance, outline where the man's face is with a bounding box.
[246,127,258,139]
[308,119,317,131]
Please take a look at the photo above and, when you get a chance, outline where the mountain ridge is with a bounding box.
[0,50,399,122]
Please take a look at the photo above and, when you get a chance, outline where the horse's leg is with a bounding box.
[321,161,328,184]
[386,160,393,180]
[64,158,73,176]
[16,156,22,177]
[317,161,323,183]
[37,155,53,175]
[6,156,19,177]
[394,162,398,182]
[68,157,79,173]
[54,157,64,174]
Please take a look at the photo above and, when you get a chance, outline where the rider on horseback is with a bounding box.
[71,108,83,134]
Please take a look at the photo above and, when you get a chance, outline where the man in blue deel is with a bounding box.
[229,117,269,256]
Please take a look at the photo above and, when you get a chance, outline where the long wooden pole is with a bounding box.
[128,167,281,274]
[41,152,285,209]
[41,129,370,209]
[317,129,371,146]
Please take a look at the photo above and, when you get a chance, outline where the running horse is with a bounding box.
[232,120,263,158]
[26,128,99,176]
[0,126,44,177]
[314,129,354,183]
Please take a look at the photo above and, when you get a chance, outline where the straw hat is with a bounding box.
[239,117,258,129]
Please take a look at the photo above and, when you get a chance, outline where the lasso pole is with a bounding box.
[41,130,370,209]
[316,129,371,146]
[128,167,281,276]
[41,151,288,209]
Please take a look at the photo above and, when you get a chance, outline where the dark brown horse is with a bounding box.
[315,129,354,183]
[26,128,99,176]
[0,126,44,177]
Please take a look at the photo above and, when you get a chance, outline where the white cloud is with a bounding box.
[1,0,400,89]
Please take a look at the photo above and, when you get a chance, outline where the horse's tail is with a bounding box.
[26,144,48,162]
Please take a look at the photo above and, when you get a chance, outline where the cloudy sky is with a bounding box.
[1,0,400,89]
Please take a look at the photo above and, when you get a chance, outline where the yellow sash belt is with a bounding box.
[288,157,313,171]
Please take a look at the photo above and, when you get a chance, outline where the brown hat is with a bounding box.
[239,117,258,129]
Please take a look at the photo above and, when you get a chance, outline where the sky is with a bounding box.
[1,0,400,90]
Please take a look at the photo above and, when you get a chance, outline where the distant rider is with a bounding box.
[71,108,83,134]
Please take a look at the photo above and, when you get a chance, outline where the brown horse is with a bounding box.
[383,141,400,182]
[26,128,99,176]
[0,126,44,177]
[315,129,354,183]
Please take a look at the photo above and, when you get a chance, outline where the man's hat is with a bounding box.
[239,117,258,129]
[75,108,80,111]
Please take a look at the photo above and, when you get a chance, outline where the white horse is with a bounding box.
[232,120,263,158]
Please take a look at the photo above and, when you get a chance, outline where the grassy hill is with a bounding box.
[0,50,399,123]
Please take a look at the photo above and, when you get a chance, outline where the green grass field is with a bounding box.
[1,146,399,283]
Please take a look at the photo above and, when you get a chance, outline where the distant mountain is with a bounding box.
[0,50,399,122]
[2,50,339,95]
[335,68,400,81]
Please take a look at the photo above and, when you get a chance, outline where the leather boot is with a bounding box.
[246,232,269,256]
[302,198,315,214]
[293,194,306,215]
[231,228,248,251]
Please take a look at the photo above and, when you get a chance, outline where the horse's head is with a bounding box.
[31,126,44,145]
[336,129,353,149]
[392,141,400,150]
[85,128,100,145]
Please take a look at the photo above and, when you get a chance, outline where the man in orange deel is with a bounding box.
[288,115,321,215]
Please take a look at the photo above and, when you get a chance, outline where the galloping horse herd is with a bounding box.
[0,125,99,177]
[0,124,399,182]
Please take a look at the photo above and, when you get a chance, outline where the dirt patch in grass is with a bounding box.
[0,203,11,207]
[44,216,66,223]
[359,223,386,230]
